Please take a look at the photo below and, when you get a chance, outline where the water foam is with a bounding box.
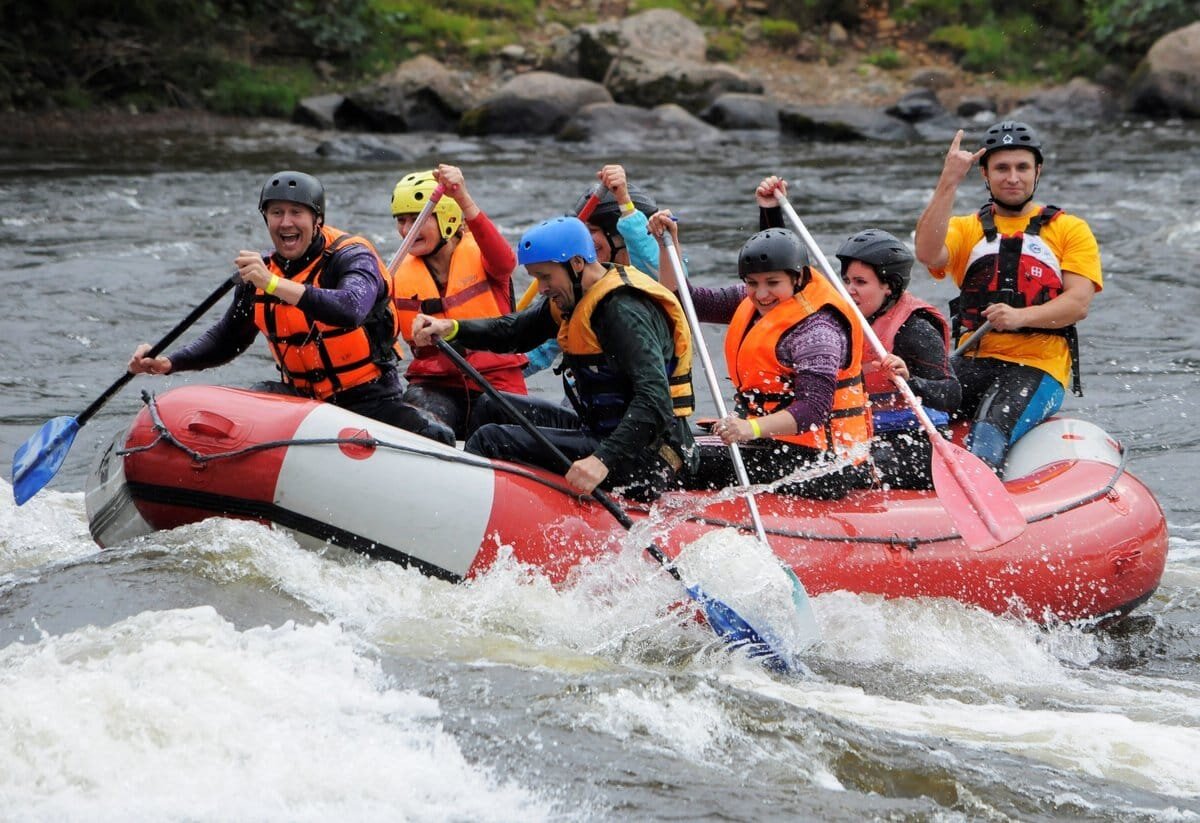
[0,606,549,820]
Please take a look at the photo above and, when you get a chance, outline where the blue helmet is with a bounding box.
[517,216,597,266]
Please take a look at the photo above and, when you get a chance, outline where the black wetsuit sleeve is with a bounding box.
[454,298,560,354]
[893,314,961,414]
[167,282,260,373]
[759,205,785,230]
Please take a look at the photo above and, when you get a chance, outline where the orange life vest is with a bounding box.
[724,274,871,461]
[551,265,695,432]
[392,233,527,394]
[253,226,398,401]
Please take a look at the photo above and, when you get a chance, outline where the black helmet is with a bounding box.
[979,121,1043,166]
[573,183,658,236]
[259,171,325,221]
[836,229,914,295]
[737,229,808,278]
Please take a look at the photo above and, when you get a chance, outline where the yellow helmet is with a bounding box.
[390,170,463,240]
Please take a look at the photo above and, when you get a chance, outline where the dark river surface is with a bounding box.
[1,117,1198,820]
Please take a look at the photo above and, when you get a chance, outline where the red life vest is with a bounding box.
[392,233,527,394]
[953,203,1082,395]
[724,275,871,461]
[253,226,398,401]
[864,291,951,400]
[956,204,1065,333]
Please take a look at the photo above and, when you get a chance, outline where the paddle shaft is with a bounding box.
[776,195,1016,540]
[658,234,770,546]
[951,320,992,358]
[432,338,677,573]
[576,181,604,222]
[387,184,446,274]
[77,275,238,428]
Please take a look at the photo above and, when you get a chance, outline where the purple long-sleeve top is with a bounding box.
[169,232,384,373]
[690,282,848,432]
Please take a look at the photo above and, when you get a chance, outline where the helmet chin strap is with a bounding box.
[602,230,624,262]
[563,260,585,310]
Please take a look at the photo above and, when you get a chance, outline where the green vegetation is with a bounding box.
[761,18,803,49]
[706,31,747,62]
[0,0,1192,114]
[894,0,1193,82]
[863,48,905,70]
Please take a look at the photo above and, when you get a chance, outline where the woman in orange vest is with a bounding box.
[652,189,873,499]
[838,229,960,489]
[390,164,527,439]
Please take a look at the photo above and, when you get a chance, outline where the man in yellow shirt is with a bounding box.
[914,121,1102,471]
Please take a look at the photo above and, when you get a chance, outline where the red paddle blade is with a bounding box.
[930,438,1027,551]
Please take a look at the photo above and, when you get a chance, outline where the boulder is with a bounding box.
[570,9,708,80]
[885,88,947,123]
[701,93,781,130]
[955,96,996,119]
[293,94,344,130]
[338,56,474,132]
[606,54,763,113]
[459,72,612,136]
[1127,22,1200,118]
[780,105,920,142]
[558,102,721,146]
[1007,78,1119,123]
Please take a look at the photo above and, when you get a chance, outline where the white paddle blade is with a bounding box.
[674,528,819,670]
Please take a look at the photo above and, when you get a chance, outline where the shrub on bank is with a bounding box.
[0,0,1192,112]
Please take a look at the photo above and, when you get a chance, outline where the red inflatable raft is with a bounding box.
[85,385,1168,624]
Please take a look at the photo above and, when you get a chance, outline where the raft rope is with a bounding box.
[122,390,581,494]
[123,391,1130,551]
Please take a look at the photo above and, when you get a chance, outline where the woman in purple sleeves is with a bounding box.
[648,176,874,500]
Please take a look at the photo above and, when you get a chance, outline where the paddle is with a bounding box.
[387,182,445,274]
[433,337,812,672]
[657,231,819,643]
[776,195,1026,551]
[951,319,992,358]
[11,274,238,505]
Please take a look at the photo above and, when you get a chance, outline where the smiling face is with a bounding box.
[528,260,580,313]
[394,212,443,257]
[585,222,629,265]
[741,269,800,316]
[264,201,319,261]
[842,260,891,317]
[982,148,1041,213]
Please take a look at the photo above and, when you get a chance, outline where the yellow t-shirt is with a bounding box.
[930,206,1103,388]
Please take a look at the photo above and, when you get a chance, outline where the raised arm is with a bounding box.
[914,130,985,272]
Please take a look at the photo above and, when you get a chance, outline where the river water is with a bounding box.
[1,117,1198,820]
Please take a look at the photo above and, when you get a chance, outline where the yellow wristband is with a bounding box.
[444,319,460,342]
[619,200,636,215]
[749,418,762,438]
[265,274,280,295]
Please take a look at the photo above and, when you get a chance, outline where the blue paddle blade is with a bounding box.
[688,583,808,675]
[11,415,80,505]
